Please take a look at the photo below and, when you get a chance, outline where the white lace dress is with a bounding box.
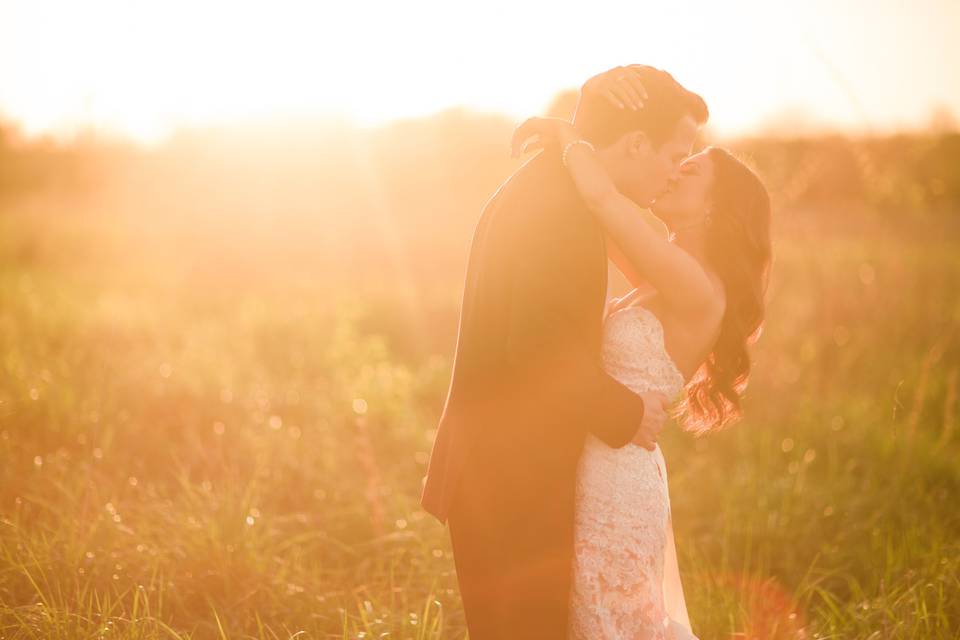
[569,304,698,640]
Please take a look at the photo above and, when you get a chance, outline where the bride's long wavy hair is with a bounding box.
[674,147,773,434]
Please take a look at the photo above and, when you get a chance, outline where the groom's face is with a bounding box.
[617,114,700,208]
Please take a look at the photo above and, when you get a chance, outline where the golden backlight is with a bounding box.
[1,0,959,142]
[1,1,959,639]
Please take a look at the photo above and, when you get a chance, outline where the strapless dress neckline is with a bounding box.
[607,304,686,388]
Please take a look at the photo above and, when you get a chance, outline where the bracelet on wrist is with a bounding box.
[562,139,596,167]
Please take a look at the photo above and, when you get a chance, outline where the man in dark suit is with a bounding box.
[420,65,708,638]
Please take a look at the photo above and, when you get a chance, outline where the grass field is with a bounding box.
[1,126,958,639]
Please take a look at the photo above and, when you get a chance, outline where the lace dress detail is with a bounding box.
[569,305,688,640]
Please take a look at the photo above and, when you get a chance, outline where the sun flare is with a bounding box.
[1,0,958,143]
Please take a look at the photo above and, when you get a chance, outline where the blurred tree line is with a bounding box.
[2,111,958,215]
[0,109,957,290]
[736,132,960,212]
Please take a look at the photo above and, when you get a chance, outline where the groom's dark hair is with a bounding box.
[573,65,708,148]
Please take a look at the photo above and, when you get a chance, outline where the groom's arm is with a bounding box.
[502,186,645,449]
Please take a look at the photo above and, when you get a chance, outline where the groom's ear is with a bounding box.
[625,130,654,158]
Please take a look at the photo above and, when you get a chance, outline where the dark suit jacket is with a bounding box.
[419,149,647,526]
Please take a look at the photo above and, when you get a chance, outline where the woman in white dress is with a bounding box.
[512,70,774,639]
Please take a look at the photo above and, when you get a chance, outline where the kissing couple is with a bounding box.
[421,64,773,639]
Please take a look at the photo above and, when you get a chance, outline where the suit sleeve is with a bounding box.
[501,195,646,449]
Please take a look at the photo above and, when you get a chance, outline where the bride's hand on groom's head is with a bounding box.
[581,65,649,111]
[633,391,670,451]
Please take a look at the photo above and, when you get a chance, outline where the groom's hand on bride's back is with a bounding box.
[632,392,670,451]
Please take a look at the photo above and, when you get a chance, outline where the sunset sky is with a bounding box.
[1,0,958,143]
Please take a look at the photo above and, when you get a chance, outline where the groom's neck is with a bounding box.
[592,145,623,186]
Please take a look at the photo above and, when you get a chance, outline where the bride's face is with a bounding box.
[651,149,714,225]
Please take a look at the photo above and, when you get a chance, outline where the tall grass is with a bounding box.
[1,127,958,638]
